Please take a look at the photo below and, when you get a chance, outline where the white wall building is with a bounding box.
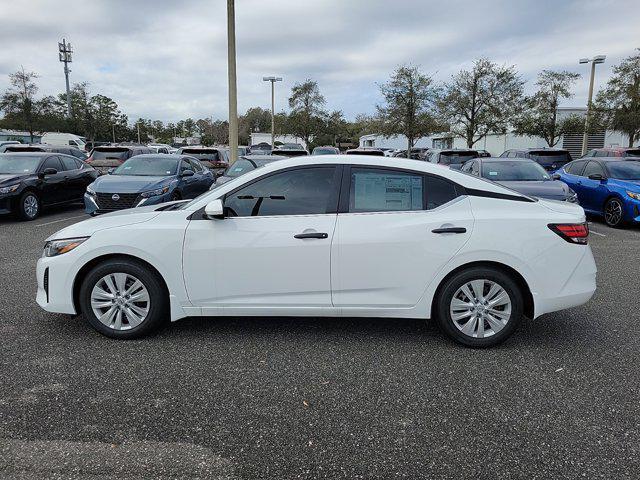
[250,132,307,149]
[360,108,632,158]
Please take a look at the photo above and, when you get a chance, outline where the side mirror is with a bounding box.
[551,173,561,180]
[181,169,194,177]
[39,168,58,178]
[204,199,224,219]
[588,173,606,181]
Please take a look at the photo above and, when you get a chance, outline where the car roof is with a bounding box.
[0,151,52,157]
[479,157,533,163]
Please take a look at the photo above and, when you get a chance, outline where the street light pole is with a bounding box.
[579,55,606,155]
[263,76,283,148]
[227,0,239,164]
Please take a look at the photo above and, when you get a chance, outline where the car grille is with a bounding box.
[96,193,139,211]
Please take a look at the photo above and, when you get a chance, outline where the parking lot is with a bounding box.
[1,206,639,479]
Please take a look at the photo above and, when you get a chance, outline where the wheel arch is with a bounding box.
[430,260,534,320]
[72,253,169,315]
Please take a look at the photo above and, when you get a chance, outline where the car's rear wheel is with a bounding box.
[79,258,168,339]
[604,197,624,227]
[18,191,40,220]
[436,267,523,348]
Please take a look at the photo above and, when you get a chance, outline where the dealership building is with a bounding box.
[359,108,631,158]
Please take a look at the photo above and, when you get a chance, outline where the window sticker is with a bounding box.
[352,172,422,211]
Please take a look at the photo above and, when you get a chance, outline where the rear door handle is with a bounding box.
[294,232,328,239]
[432,227,467,234]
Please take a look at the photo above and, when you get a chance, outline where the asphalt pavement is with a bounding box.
[1,206,639,479]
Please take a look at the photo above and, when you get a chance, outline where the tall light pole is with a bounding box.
[58,39,73,118]
[263,76,282,148]
[579,55,606,155]
[227,0,239,163]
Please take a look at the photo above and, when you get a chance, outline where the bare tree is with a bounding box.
[377,65,442,154]
[594,48,640,147]
[514,70,583,147]
[438,58,525,148]
[0,67,40,142]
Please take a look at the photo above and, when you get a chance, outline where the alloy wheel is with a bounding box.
[23,194,39,218]
[449,279,512,339]
[90,273,150,330]
[604,199,622,226]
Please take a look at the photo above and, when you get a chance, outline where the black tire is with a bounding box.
[79,258,169,339]
[18,191,41,220]
[435,267,523,348]
[604,197,625,228]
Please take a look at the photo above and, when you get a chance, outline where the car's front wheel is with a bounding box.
[79,258,169,339]
[604,197,625,228]
[436,267,524,348]
[18,191,40,220]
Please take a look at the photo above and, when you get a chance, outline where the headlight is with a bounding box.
[43,237,89,257]
[86,185,96,196]
[626,191,640,201]
[566,189,579,203]
[140,185,170,198]
[0,184,20,194]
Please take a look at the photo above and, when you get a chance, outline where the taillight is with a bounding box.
[548,223,589,244]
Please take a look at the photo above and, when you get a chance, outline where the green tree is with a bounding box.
[377,65,442,154]
[594,49,640,147]
[239,107,272,145]
[287,80,327,147]
[439,58,525,147]
[0,68,41,142]
[513,70,582,147]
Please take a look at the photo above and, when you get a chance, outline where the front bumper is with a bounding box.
[0,191,20,215]
[36,255,78,315]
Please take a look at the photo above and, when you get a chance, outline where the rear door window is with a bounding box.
[348,168,424,213]
[425,176,458,210]
[60,156,79,171]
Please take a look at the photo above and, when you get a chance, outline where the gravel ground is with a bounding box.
[1,206,639,479]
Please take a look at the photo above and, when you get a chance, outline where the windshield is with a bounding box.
[606,161,640,180]
[225,159,256,178]
[529,151,571,165]
[113,156,178,176]
[0,154,42,174]
[91,148,129,160]
[441,152,478,164]
[482,161,550,181]
[313,148,338,155]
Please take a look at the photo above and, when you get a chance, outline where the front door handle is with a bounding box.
[294,232,328,239]
[432,227,467,234]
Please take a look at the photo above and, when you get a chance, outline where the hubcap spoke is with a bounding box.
[91,273,150,331]
[450,279,512,339]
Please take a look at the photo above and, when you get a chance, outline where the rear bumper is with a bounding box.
[533,246,597,318]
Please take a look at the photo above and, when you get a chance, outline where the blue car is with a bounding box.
[557,158,640,227]
[85,154,213,215]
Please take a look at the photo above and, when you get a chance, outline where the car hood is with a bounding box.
[91,175,173,193]
[497,180,569,200]
[0,174,30,185]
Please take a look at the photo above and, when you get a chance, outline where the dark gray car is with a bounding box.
[461,157,578,203]
[209,155,286,189]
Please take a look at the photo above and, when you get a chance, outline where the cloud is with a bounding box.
[0,0,638,122]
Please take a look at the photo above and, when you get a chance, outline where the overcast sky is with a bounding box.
[0,0,638,123]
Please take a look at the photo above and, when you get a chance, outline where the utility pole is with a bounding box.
[579,55,606,155]
[58,39,73,118]
[227,0,238,163]
[263,76,283,148]
[137,122,141,144]
[112,124,116,143]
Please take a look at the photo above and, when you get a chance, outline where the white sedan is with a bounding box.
[36,156,597,347]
